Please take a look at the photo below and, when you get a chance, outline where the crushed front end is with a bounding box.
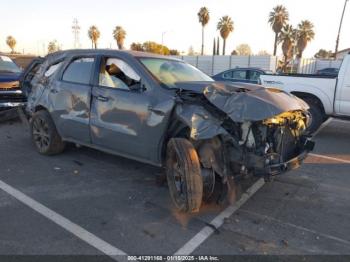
[221,110,314,179]
[174,82,315,201]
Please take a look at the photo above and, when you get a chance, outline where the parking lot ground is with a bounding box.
[0,117,350,257]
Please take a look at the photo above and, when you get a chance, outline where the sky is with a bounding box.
[0,0,349,57]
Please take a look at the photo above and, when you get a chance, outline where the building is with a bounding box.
[336,48,350,59]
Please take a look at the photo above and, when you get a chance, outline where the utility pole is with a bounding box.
[72,18,81,49]
[335,0,349,58]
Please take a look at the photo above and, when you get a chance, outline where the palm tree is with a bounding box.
[88,26,100,49]
[6,36,17,53]
[296,20,315,58]
[47,40,60,54]
[268,5,289,56]
[197,7,210,55]
[113,26,127,50]
[278,24,296,71]
[217,16,234,55]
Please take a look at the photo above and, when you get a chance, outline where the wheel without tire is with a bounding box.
[166,138,203,213]
[30,110,65,155]
[304,98,324,134]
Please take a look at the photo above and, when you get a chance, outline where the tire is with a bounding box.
[166,138,203,213]
[30,110,65,155]
[304,98,324,134]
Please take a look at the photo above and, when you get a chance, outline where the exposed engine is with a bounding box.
[222,110,310,177]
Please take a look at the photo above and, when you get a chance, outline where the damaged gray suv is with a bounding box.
[23,50,314,213]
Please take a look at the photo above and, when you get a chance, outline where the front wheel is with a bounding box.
[30,110,66,155]
[166,138,203,213]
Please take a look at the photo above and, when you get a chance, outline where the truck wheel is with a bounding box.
[166,138,203,213]
[30,110,65,155]
[304,98,324,134]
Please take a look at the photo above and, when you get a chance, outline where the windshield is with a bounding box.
[139,58,213,88]
[0,55,21,73]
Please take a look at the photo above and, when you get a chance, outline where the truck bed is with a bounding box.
[260,74,337,115]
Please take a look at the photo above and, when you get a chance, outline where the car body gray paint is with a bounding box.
[26,49,310,167]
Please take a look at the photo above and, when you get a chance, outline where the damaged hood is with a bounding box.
[175,81,309,122]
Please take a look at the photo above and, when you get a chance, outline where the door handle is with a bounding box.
[94,95,109,102]
[50,88,59,94]
[148,105,165,116]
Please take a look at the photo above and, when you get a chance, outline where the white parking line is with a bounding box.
[0,180,128,262]
[174,178,265,255]
[312,117,333,137]
[309,153,350,164]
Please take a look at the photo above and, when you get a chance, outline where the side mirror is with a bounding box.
[129,82,146,92]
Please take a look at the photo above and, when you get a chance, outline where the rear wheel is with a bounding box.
[166,138,203,213]
[304,98,324,134]
[30,110,65,155]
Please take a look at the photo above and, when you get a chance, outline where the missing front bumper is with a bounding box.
[264,139,315,176]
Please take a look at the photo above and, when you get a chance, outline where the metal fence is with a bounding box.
[173,55,278,76]
[173,55,343,75]
[296,58,343,74]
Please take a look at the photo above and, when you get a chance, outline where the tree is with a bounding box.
[130,41,170,55]
[113,26,127,50]
[258,50,271,56]
[143,41,169,55]
[213,38,216,55]
[169,49,180,55]
[231,50,238,55]
[314,49,334,59]
[197,7,210,55]
[6,36,16,54]
[216,37,220,55]
[268,5,289,56]
[296,20,315,58]
[47,40,60,54]
[130,42,144,51]
[217,16,234,55]
[278,24,296,71]
[236,44,252,56]
[88,25,100,49]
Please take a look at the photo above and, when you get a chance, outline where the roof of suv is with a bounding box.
[45,49,181,61]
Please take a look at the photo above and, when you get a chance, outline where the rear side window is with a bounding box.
[232,70,247,80]
[62,58,94,85]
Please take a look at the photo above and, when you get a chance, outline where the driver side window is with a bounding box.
[99,58,141,90]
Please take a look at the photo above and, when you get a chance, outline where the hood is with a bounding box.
[176,81,309,122]
[0,72,21,83]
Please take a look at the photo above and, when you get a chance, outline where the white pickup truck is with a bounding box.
[260,54,350,132]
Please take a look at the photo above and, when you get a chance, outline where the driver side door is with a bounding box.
[90,56,172,165]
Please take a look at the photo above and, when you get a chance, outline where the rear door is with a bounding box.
[49,56,96,143]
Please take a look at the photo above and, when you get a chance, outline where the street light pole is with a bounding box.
[161,31,167,55]
[335,0,349,59]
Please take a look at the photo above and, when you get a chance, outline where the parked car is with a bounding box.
[23,50,314,213]
[316,67,339,77]
[0,55,25,110]
[212,68,272,84]
[260,54,350,133]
